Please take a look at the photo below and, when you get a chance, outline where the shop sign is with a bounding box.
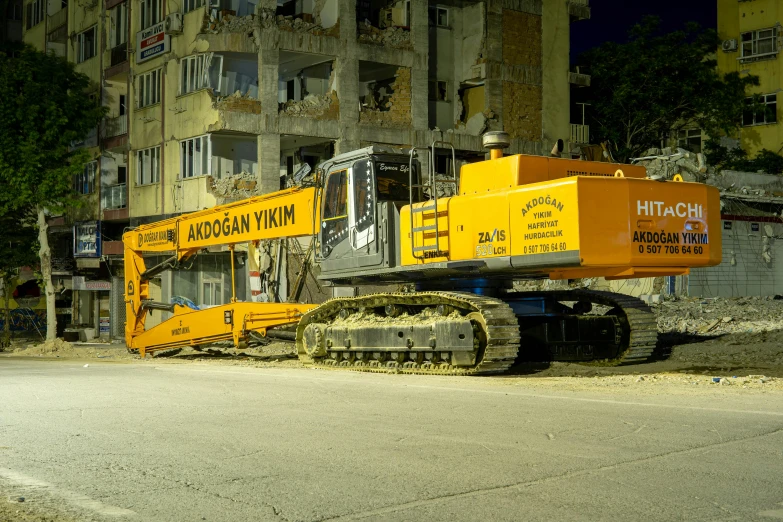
[72,276,111,291]
[136,22,169,63]
[74,221,101,258]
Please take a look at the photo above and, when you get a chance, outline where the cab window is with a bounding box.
[321,169,348,254]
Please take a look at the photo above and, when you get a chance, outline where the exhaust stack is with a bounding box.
[482,131,510,160]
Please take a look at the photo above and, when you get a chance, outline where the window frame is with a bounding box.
[136,146,161,186]
[137,68,162,108]
[183,0,205,14]
[76,26,97,64]
[180,54,208,95]
[109,3,128,49]
[25,0,44,29]
[740,27,779,60]
[139,0,161,30]
[179,135,211,179]
[428,80,449,102]
[74,161,97,195]
[743,93,778,127]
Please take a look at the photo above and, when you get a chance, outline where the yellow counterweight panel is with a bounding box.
[399,176,721,280]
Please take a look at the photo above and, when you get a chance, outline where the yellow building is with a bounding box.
[718,0,783,156]
[22,0,587,334]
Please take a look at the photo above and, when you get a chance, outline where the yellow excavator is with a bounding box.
[123,132,721,374]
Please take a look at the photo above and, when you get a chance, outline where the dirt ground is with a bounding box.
[4,296,783,393]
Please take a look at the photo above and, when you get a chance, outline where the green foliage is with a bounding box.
[0,209,40,348]
[581,17,759,163]
[0,42,107,214]
[705,139,783,174]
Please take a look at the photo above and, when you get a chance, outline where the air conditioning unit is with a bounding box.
[722,39,738,52]
[165,13,183,35]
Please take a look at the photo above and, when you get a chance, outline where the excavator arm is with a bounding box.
[123,186,321,357]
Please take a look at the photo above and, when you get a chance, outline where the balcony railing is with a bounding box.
[109,42,127,67]
[568,0,590,20]
[101,184,127,211]
[570,124,590,145]
[103,115,127,139]
[47,8,66,32]
[568,71,591,87]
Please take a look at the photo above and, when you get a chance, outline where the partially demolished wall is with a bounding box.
[359,67,412,127]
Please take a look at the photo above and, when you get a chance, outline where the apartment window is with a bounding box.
[74,161,96,195]
[428,6,449,27]
[183,0,205,13]
[11,1,23,20]
[119,95,126,116]
[110,3,128,48]
[137,146,161,185]
[140,0,161,29]
[180,55,207,94]
[25,0,44,29]
[741,27,778,59]
[180,135,210,178]
[428,80,448,101]
[137,68,162,108]
[76,27,97,63]
[677,128,702,153]
[743,94,777,126]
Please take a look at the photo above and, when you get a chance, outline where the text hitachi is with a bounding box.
[636,200,703,218]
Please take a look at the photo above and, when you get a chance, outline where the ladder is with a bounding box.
[408,141,458,260]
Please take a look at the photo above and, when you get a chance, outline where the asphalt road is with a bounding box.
[1,358,782,522]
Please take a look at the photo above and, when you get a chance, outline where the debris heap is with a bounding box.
[357,21,412,49]
[632,147,708,181]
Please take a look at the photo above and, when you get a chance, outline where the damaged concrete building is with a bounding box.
[22,0,589,334]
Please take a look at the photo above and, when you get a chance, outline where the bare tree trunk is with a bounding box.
[1,276,10,349]
[37,207,57,341]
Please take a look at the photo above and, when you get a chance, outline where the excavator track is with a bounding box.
[513,289,659,365]
[296,292,521,375]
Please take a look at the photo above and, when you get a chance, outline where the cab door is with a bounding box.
[347,158,376,251]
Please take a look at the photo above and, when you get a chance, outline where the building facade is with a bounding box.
[717,0,783,156]
[22,0,587,337]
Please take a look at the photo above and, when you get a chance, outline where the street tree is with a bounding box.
[0,210,39,349]
[580,17,759,163]
[0,43,106,340]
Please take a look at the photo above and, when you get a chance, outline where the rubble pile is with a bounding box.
[359,68,412,127]
[205,13,256,34]
[358,21,412,49]
[209,172,263,203]
[280,91,339,118]
[656,295,783,336]
[633,147,708,181]
[215,91,262,114]
[204,9,338,37]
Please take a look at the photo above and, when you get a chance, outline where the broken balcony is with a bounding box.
[278,51,338,119]
[357,0,411,49]
[568,0,590,22]
[210,53,263,120]
[359,61,411,127]
[274,0,338,35]
[280,135,334,188]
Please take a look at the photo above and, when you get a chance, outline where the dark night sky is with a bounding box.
[571,0,718,61]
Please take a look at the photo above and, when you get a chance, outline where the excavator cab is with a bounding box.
[317,146,422,279]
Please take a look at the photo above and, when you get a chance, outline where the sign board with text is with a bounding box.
[74,221,101,258]
[136,21,170,63]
